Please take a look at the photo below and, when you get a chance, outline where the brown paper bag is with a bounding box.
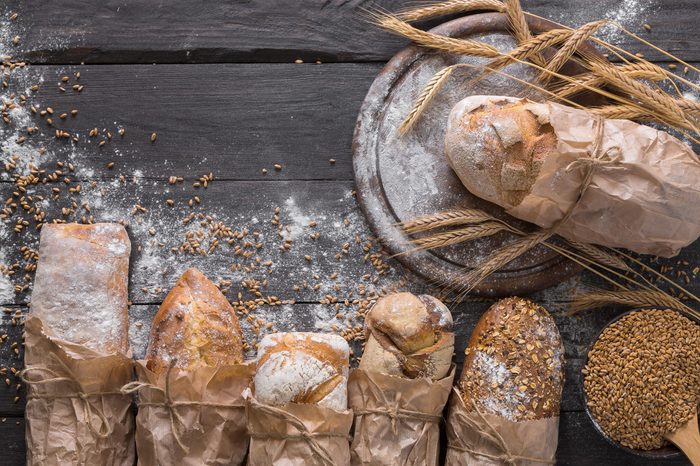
[348,368,455,466]
[246,395,353,466]
[445,388,558,466]
[122,360,254,466]
[22,316,135,466]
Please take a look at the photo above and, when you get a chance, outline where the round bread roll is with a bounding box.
[254,332,349,410]
[359,292,454,380]
[146,268,245,377]
[445,96,557,210]
[459,297,564,421]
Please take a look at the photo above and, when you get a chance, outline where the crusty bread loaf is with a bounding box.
[459,297,564,421]
[445,96,557,209]
[30,223,131,354]
[254,332,349,410]
[146,268,245,377]
[359,292,454,380]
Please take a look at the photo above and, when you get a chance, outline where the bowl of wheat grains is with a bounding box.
[581,308,700,459]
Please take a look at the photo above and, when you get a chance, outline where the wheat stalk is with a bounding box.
[399,65,457,134]
[411,222,507,249]
[396,0,504,22]
[400,208,496,234]
[566,290,694,316]
[540,19,606,85]
[374,13,500,57]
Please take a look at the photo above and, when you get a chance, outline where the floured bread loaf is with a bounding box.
[146,268,245,377]
[459,297,564,421]
[254,332,349,410]
[359,292,453,380]
[30,223,131,354]
[445,96,557,210]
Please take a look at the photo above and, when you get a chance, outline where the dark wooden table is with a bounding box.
[1,1,698,464]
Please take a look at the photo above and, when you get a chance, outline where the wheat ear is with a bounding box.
[566,290,692,316]
[411,222,507,249]
[400,208,495,234]
[397,0,504,22]
[540,20,606,84]
[399,65,457,134]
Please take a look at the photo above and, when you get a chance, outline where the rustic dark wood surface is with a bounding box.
[1,1,698,464]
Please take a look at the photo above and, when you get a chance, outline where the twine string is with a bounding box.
[21,352,125,439]
[246,399,348,466]
[120,360,245,453]
[447,389,555,465]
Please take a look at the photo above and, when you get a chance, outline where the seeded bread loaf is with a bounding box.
[445,96,557,210]
[254,332,349,410]
[30,223,131,354]
[359,292,454,380]
[146,268,245,376]
[459,297,564,421]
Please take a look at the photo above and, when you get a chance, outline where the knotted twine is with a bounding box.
[120,360,244,453]
[246,397,351,466]
[21,351,127,439]
[352,370,442,434]
[447,388,556,465]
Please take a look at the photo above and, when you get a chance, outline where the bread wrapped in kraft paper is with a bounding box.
[446,298,564,466]
[122,268,252,465]
[23,223,135,466]
[350,292,455,466]
[445,95,700,257]
[247,332,353,466]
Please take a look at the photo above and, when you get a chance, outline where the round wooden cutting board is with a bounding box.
[353,13,599,297]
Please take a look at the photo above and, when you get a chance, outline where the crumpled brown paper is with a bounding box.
[348,367,455,466]
[22,316,135,466]
[450,96,700,257]
[122,360,254,466]
[445,388,558,466]
[246,395,353,466]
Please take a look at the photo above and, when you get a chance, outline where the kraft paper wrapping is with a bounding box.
[445,389,558,466]
[23,316,135,466]
[348,368,455,466]
[510,101,700,257]
[246,395,353,466]
[124,360,254,466]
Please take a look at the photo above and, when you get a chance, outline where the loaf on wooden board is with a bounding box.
[359,292,454,380]
[146,267,245,377]
[254,332,349,410]
[30,223,131,354]
[459,297,564,420]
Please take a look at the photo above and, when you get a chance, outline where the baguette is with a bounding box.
[146,268,244,377]
[359,292,453,380]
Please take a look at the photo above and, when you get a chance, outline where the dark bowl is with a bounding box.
[580,307,700,460]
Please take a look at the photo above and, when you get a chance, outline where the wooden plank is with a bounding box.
[0,409,690,465]
[2,0,698,64]
[1,63,380,182]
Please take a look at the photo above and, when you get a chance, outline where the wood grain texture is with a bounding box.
[3,0,699,64]
[1,64,380,181]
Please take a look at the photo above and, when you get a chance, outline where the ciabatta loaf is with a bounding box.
[146,268,245,377]
[254,332,349,410]
[30,223,131,354]
[459,297,564,421]
[360,292,453,380]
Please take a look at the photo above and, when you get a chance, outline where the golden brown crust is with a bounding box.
[146,268,244,376]
[459,297,564,421]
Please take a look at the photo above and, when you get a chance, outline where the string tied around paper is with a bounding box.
[20,352,126,439]
[246,398,350,466]
[447,388,555,465]
[353,371,443,434]
[120,359,245,454]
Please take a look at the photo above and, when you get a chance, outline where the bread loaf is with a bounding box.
[445,96,556,210]
[146,268,245,377]
[30,223,131,354]
[359,292,454,380]
[459,297,564,421]
[254,332,349,410]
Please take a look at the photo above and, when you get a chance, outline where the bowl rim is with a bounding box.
[580,306,700,459]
